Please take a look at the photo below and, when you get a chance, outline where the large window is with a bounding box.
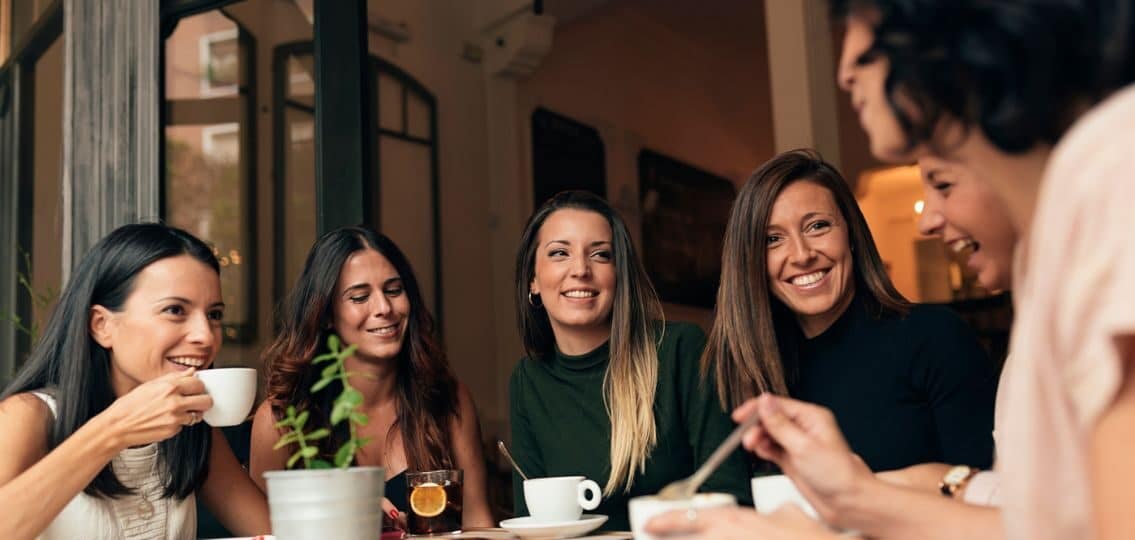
[0,1,63,376]
[274,45,442,318]
[163,9,256,356]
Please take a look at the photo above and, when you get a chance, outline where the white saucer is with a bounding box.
[499,514,608,538]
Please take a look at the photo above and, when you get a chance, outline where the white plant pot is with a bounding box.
[264,466,385,540]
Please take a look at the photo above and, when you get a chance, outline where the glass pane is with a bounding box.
[1,0,10,64]
[286,55,315,107]
[377,71,402,132]
[10,0,52,51]
[164,10,240,100]
[164,123,251,347]
[407,90,431,140]
[282,107,316,290]
[378,137,434,307]
[29,34,63,336]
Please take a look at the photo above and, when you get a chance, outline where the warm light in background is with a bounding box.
[914,200,925,215]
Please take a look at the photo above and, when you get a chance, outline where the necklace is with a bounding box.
[109,444,170,538]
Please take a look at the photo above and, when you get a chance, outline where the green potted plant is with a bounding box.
[262,335,386,540]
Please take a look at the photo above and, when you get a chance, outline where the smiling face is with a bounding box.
[90,254,225,398]
[917,156,1017,291]
[837,13,915,162]
[529,208,617,347]
[332,248,411,363]
[765,180,856,337]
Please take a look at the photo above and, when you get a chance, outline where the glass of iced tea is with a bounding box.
[406,469,463,536]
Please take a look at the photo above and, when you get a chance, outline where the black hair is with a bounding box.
[831,0,1134,154]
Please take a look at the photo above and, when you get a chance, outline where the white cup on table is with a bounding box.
[628,492,736,540]
[523,475,602,522]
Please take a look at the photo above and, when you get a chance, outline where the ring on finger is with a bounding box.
[188,411,200,426]
[685,508,698,524]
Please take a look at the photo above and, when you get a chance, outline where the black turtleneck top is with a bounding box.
[785,296,997,472]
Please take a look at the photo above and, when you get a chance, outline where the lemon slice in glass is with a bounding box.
[410,482,447,518]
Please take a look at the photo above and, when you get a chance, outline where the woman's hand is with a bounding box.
[645,504,842,540]
[733,394,874,525]
[381,497,407,530]
[98,370,213,449]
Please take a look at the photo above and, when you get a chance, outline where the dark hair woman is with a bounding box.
[703,148,995,474]
[249,226,493,531]
[646,2,1135,538]
[829,1,1135,538]
[0,223,269,539]
[510,191,751,531]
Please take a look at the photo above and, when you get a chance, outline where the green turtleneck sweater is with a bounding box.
[508,321,752,531]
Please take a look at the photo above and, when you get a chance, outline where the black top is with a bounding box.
[784,295,997,472]
[509,322,752,531]
[386,470,407,511]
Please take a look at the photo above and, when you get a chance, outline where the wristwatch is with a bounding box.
[939,465,978,497]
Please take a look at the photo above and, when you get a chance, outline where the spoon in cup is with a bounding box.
[657,412,761,500]
[498,440,530,481]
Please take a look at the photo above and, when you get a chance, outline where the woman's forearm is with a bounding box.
[0,415,122,539]
[834,476,1002,540]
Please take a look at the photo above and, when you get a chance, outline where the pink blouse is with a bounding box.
[998,83,1135,539]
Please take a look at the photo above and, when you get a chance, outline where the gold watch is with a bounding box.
[939,465,978,498]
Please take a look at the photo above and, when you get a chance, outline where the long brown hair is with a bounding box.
[703,149,909,410]
[515,191,664,495]
[264,226,458,471]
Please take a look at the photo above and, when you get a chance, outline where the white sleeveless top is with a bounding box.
[32,392,197,540]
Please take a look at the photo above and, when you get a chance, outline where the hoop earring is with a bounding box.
[528,292,543,308]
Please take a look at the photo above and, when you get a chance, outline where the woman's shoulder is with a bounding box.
[658,321,708,344]
[0,392,54,462]
[0,391,54,421]
[897,303,973,336]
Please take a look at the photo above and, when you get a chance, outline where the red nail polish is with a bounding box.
[389,509,400,519]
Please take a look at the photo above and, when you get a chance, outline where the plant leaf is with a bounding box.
[331,401,350,425]
[321,363,339,379]
[300,446,319,458]
[273,432,300,449]
[341,344,358,357]
[285,405,297,418]
[312,351,335,364]
[286,451,303,469]
[296,410,309,429]
[339,388,364,408]
[334,441,357,468]
[305,428,331,441]
[350,411,369,426]
[311,377,333,393]
[310,459,333,469]
[273,418,291,430]
[328,334,340,352]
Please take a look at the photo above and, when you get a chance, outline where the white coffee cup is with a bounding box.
[752,474,817,518]
[523,476,602,522]
[195,368,257,427]
[628,492,736,540]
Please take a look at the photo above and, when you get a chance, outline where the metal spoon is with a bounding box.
[656,413,760,500]
[498,440,529,481]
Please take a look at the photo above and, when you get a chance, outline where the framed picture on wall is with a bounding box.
[639,150,736,309]
[531,107,606,207]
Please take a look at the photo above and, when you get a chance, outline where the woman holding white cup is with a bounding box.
[0,223,269,539]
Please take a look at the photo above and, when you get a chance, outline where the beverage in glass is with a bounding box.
[407,469,463,536]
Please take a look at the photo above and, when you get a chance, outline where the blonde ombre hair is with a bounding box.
[515,191,664,495]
